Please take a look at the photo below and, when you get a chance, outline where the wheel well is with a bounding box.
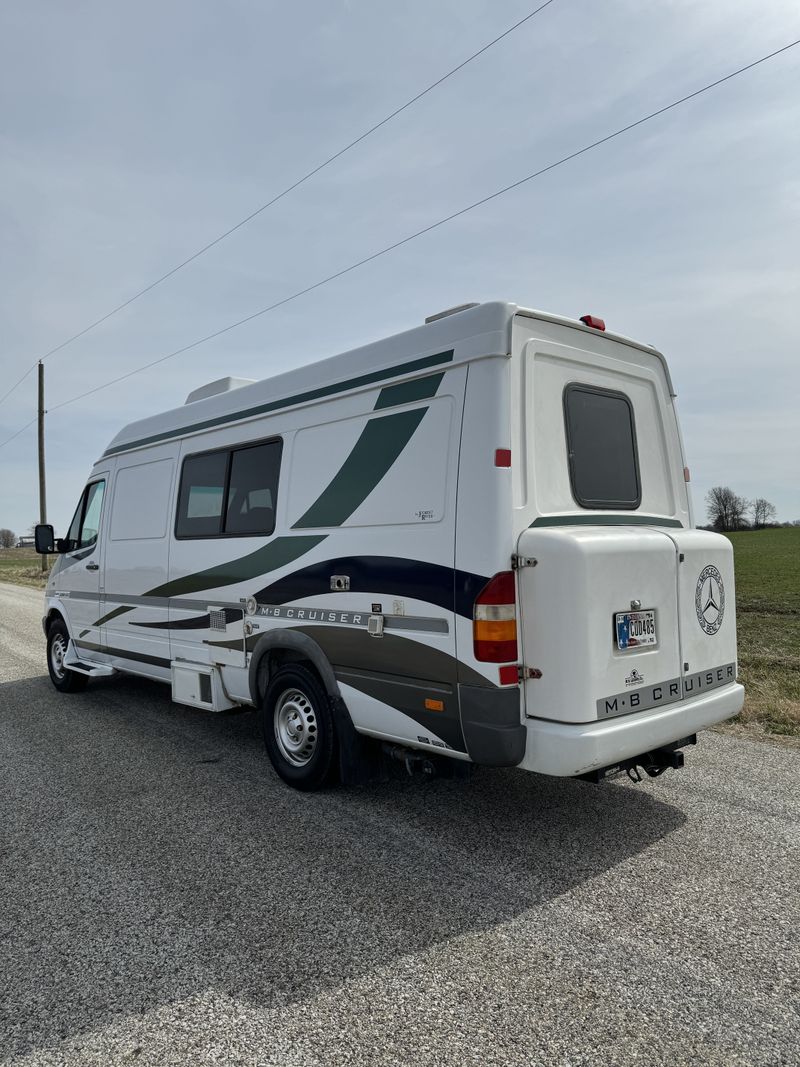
[44,609,65,635]
[248,630,340,706]
[256,650,323,703]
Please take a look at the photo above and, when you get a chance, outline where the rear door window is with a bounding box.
[563,384,641,509]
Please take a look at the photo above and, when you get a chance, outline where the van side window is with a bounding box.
[79,481,106,548]
[176,452,228,537]
[64,480,106,552]
[176,439,282,538]
[225,442,281,536]
[563,384,641,509]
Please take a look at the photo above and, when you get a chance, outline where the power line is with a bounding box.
[2,35,798,455]
[0,0,559,413]
[41,37,798,421]
[0,416,37,452]
[0,364,35,409]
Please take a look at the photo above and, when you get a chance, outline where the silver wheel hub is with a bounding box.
[274,688,318,766]
[50,634,67,680]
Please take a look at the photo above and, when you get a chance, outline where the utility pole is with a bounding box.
[37,361,47,573]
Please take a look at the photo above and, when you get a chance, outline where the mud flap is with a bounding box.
[331,696,386,786]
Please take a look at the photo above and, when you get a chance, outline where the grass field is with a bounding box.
[2,531,798,740]
[0,547,52,588]
[723,527,800,741]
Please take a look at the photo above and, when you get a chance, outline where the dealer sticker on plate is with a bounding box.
[615,609,657,650]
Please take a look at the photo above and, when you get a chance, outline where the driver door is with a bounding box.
[56,476,108,655]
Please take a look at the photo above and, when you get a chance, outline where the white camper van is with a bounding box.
[36,302,744,790]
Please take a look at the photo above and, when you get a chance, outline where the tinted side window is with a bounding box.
[225,441,281,535]
[175,439,282,538]
[176,452,228,537]
[564,384,640,509]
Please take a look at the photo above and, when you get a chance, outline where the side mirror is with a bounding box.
[34,524,55,554]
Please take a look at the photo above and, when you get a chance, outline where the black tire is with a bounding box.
[261,664,337,790]
[46,618,88,693]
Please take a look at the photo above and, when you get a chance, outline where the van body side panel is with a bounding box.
[101,447,176,672]
[158,361,469,754]
[451,354,529,765]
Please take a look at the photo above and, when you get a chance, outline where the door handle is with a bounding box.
[85,562,99,571]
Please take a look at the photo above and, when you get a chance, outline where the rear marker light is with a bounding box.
[683,466,691,482]
[498,665,519,686]
[495,448,512,467]
[580,314,606,331]
[473,571,518,663]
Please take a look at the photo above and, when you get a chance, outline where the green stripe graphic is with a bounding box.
[292,409,427,529]
[374,373,444,410]
[146,535,327,598]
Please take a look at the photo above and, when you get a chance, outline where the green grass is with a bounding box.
[0,547,52,588]
[724,528,800,741]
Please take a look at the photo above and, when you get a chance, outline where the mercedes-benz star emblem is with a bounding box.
[695,564,725,635]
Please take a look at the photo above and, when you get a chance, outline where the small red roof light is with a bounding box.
[495,448,512,468]
[580,314,606,331]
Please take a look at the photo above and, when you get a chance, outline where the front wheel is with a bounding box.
[261,664,337,790]
[47,619,88,693]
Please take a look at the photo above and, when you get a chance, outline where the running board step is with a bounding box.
[64,641,117,677]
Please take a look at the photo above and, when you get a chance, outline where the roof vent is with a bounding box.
[184,377,256,405]
[425,302,479,324]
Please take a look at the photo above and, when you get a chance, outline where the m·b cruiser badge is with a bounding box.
[696,565,725,635]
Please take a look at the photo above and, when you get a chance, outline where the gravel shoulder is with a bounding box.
[1,582,798,1067]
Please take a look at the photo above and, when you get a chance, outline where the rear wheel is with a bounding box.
[47,619,88,693]
[261,664,337,790]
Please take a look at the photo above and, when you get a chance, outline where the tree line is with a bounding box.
[704,487,788,531]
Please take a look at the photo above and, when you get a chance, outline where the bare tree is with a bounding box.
[0,528,16,549]
[705,486,749,531]
[750,498,777,529]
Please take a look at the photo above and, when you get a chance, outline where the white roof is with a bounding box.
[102,301,667,459]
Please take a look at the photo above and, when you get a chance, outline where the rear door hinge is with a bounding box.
[519,666,543,681]
[511,554,537,570]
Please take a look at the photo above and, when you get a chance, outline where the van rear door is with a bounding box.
[516,523,684,724]
[664,528,738,696]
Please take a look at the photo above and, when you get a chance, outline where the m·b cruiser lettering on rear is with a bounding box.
[598,663,737,719]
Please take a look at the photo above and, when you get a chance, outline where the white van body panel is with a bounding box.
[43,301,744,779]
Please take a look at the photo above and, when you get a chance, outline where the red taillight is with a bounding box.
[473,571,518,662]
[498,665,520,686]
[580,314,606,331]
[495,448,512,467]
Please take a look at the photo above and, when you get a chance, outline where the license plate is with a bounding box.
[615,609,657,650]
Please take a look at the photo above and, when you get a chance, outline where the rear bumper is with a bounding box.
[521,682,745,777]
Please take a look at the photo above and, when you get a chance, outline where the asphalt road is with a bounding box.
[1,581,798,1067]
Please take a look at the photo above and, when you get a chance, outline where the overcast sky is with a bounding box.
[1,0,798,536]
